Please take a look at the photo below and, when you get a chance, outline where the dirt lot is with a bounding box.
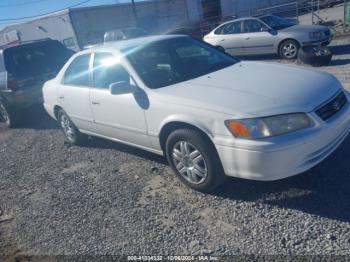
[1,39,350,259]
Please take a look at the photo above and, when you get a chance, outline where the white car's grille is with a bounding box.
[316,91,347,121]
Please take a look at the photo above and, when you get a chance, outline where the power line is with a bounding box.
[0,0,91,21]
[0,0,48,8]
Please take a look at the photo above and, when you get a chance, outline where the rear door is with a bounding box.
[241,19,276,55]
[211,21,245,55]
[58,53,96,132]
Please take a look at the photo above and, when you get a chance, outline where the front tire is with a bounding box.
[279,40,299,59]
[165,129,226,193]
[0,101,18,128]
[57,109,86,145]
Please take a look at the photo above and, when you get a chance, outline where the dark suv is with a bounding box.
[0,39,74,127]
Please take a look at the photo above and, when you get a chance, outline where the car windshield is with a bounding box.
[259,15,295,30]
[125,37,238,89]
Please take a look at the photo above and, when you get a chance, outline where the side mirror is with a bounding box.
[215,46,226,53]
[109,81,135,95]
[264,27,277,35]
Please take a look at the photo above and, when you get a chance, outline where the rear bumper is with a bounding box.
[214,92,350,181]
[43,102,56,120]
[1,88,43,112]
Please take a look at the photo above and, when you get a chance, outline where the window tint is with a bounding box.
[93,52,130,89]
[63,54,91,86]
[215,21,241,35]
[243,19,265,33]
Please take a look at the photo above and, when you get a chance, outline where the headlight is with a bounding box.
[309,31,323,39]
[225,113,313,139]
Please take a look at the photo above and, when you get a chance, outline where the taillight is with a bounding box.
[7,75,18,91]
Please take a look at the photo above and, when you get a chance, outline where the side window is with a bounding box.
[215,21,241,35]
[243,19,265,33]
[63,54,91,86]
[93,52,130,89]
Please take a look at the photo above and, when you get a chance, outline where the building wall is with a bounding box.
[70,0,191,48]
[220,0,298,17]
[0,11,79,51]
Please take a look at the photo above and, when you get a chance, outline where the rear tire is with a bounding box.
[0,101,18,128]
[57,109,87,145]
[165,128,226,193]
[279,39,299,59]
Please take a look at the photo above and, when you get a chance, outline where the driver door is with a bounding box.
[89,52,150,148]
[241,19,276,55]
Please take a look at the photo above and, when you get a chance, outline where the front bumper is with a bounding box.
[214,92,350,181]
[303,36,332,46]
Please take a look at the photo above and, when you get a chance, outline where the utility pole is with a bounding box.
[131,0,139,27]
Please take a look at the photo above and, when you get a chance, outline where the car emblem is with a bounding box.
[333,101,341,111]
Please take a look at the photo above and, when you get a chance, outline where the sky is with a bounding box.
[0,0,135,29]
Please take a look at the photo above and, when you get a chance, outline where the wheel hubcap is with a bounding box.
[172,141,207,184]
[60,114,75,141]
[283,43,297,58]
[0,103,9,124]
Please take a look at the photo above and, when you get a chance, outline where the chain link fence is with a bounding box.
[199,0,350,36]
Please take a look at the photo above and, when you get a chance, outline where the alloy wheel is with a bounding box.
[172,141,208,184]
[60,114,76,142]
[282,43,297,59]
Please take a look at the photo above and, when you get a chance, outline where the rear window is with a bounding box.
[4,41,73,78]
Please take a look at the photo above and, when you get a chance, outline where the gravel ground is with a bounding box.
[1,40,350,259]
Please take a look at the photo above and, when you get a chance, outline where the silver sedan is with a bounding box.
[203,15,332,59]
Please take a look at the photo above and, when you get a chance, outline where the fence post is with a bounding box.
[344,0,349,32]
[311,0,314,24]
[296,2,299,22]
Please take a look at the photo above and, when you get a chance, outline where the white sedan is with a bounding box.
[43,35,350,192]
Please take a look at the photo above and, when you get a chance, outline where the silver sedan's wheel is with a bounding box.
[280,40,299,59]
[60,114,76,142]
[172,141,208,184]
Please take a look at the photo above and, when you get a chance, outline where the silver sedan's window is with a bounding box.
[63,54,91,87]
[243,19,266,33]
[215,21,241,35]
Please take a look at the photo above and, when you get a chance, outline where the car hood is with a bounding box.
[153,61,341,118]
[280,24,328,33]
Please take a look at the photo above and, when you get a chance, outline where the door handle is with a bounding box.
[245,37,250,40]
[220,39,225,42]
[91,101,100,105]
[59,95,64,99]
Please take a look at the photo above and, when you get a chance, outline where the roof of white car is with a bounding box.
[90,34,185,53]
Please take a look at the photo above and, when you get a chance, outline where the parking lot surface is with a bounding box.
[1,38,350,258]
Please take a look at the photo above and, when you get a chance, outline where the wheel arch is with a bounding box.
[158,120,215,153]
[53,104,63,120]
